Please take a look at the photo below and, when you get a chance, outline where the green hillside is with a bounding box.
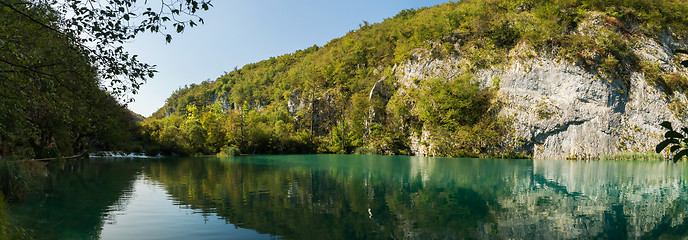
[0,2,145,161]
[144,0,688,157]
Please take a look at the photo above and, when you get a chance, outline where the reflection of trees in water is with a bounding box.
[146,156,688,240]
[10,159,143,240]
[143,156,524,239]
[12,156,686,239]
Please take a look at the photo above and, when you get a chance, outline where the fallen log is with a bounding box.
[16,153,85,162]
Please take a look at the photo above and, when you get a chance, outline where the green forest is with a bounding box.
[142,0,688,158]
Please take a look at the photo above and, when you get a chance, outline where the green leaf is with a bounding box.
[176,24,184,33]
[660,121,673,130]
[673,149,688,162]
[657,139,679,153]
[165,34,172,43]
[665,130,684,139]
[670,145,682,153]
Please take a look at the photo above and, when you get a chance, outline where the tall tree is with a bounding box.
[0,0,212,158]
[0,0,212,101]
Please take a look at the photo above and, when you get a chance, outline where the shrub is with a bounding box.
[668,96,688,119]
[665,73,688,93]
[489,21,520,49]
[354,147,379,155]
[217,146,241,157]
[536,101,555,120]
[600,152,664,161]
[0,193,5,238]
[0,160,31,202]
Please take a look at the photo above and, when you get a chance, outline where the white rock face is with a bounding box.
[394,36,688,159]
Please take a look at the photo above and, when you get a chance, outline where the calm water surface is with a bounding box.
[9,155,688,239]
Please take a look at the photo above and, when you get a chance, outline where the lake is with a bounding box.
[8,155,688,239]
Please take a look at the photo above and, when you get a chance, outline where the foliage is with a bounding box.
[353,147,378,155]
[642,61,688,95]
[668,96,688,119]
[145,0,688,158]
[416,76,494,130]
[217,146,241,156]
[0,0,209,237]
[410,75,505,158]
[1,1,173,160]
[656,121,688,162]
[0,0,212,100]
[600,152,664,161]
[0,193,5,237]
[0,160,32,202]
[536,101,556,120]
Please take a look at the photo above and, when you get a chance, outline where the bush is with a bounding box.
[144,145,161,157]
[600,152,664,161]
[0,160,31,202]
[218,146,241,157]
[354,147,379,155]
[668,96,688,119]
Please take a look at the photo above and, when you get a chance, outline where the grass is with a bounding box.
[600,152,665,161]
[0,160,32,202]
[0,166,34,240]
[0,193,5,239]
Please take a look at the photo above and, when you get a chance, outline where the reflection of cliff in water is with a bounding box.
[491,159,688,239]
[143,156,688,239]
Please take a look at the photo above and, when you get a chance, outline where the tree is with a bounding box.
[0,0,212,101]
[0,0,212,159]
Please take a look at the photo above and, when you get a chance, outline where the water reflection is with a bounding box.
[9,158,144,239]
[10,155,688,239]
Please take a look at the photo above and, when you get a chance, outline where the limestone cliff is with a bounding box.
[391,13,688,159]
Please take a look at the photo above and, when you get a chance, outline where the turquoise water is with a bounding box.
[9,155,688,239]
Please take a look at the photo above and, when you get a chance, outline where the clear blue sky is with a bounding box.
[126,0,453,117]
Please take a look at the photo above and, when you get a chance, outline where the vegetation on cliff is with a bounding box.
[144,0,688,157]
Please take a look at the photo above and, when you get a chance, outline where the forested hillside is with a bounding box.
[1,0,210,161]
[146,0,688,158]
[0,2,144,160]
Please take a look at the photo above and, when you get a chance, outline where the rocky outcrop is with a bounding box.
[287,90,306,115]
[287,89,343,136]
[368,78,391,101]
[392,25,688,159]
